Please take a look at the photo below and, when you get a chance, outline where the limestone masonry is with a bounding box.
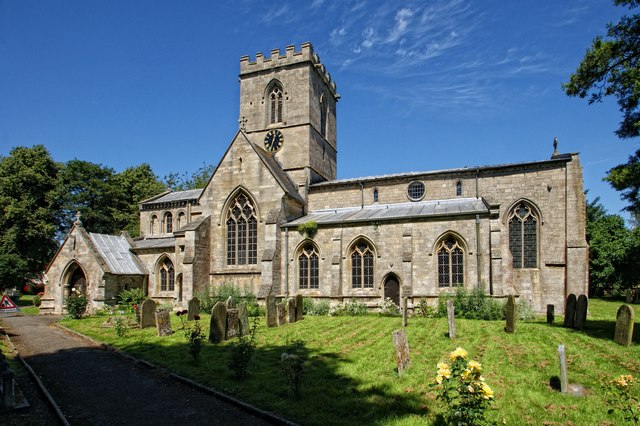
[40,42,588,315]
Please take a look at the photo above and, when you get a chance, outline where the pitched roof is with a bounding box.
[284,197,489,227]
[88,233,146,275]
[132,237,177,250]
[140,189,203,206]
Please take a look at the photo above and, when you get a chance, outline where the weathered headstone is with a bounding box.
[626,289,633,304]
[295,294,304,321]
[266,295,277,327]
[505,295,516,333]
[237,302,249,335]
[392,329,410,375]
[558,344,568,393]
[547,304,555,324]
[614,304,635,346]
[447,300,456,339]
[288,298,297,323]
[563,294,577,328]
[277,302,287,326]
[155,309,172,336]
[225,296,236,310]
[140,298,157,328]
[401,297,408,328]
[209,302,227,343]
[574,295,588,331]
[226,308,240,339]
[187,297,200,321]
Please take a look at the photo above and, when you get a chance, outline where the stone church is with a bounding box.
[40,42,588,315]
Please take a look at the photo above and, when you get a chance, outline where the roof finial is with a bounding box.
[553,136,558,156]
[74,211,82,227]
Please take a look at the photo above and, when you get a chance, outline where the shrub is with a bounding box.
[517,299,538,321]
[114,316,129,338]
[177,310,205,362]
[297,221,318,238]
[303,298,330,316]
[432,347,495,425]
[415,299,439,318]
[281,339,306,398]
[66,289,88,319]
[330,299,368,316]
[117,288,146,311]
[228,317,258,379]
[378,297,401,316]
[33,293,43,307]
[438,287,504,320]
[196,283,259,315]
[604,374,640,423]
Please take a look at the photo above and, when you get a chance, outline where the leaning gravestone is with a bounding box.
[277,302,287,326]
[225,296,236,310]
[187,297,200,321]
[295,294,304,321]
[392,329,410,375]
[288,298,297,323]
[574,295,588,331]
[237,302,249,335]
[614,304,635,346]
[209,302,227,343]
[266,295,277,328]
[547,304,555,324]
[402,297,408,328]
[563,294,577,328]
[155,309,172,336]
[226,309,240,339]
[140,299,157,328]
[505,295,516,333]
[447,300,456,339]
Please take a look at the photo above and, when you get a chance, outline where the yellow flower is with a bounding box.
[461,368,471,380]
[481,382,494,399]
[437,362,450,371]
[468,360,482,372]
[449,347,468,360]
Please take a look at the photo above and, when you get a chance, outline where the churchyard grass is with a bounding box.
[15,294,39,315]
[60,298,639,425]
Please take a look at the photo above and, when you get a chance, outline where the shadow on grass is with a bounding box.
[529,318,640,342]
[39,324,428,425]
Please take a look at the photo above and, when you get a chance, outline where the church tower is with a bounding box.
[238,42,339,186]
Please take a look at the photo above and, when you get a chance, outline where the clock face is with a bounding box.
[264,129,284,152]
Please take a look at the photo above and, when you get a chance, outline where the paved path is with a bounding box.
[2,314,272,426]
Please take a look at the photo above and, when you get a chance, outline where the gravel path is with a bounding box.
[2,314,272,426]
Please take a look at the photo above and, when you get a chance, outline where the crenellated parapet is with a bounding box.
[240,42,339,99]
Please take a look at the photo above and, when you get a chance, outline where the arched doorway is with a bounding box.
[383,274,400,306]
[63,262,87,294]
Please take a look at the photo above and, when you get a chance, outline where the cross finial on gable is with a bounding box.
[74,211,82,226]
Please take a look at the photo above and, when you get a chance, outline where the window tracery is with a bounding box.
[508,202,538,268]
[351,241,374,288]
[299,243,319,289]
[437,236,464,287]
[226,193,258,265]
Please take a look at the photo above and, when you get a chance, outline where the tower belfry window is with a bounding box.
[320,93,327,138]
[269,85,283,124]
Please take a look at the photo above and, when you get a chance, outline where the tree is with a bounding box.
[112,164,165,237]
[0,145,61,289]
[164,162,213,191]
[564,1,640,214]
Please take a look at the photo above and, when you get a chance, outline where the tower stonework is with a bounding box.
[239,42,339,186]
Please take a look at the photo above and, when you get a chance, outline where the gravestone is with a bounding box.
[140,298,157,328]
[505,295,516,333]
[563,294,577,328]
[225,296,235,310]
[0,359,15,408]
[392,329,410,375]
[288,298,297,323]
[626,289,633,304]
[187,297,200,321]
[277,302,287,326]
[447,300,456,339]
[547,304,555,324]
[226,309,240,339]
[401,297,408,328]
[614,304,635,346]
[237,302,249,335]
[295,294,304,321]
[209,302,227,343]
[574,295,588,331]
[558,344,568,393]
[266,295,277,327]
[155,309,172,336]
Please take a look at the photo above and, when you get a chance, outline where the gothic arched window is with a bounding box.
[373,188,379,203]
[177,211,185,229]
[437,236,464,287]
[150,215,157,236]
[159,257,175,292]
[226,193,258,265]
[508,202,538,269]
[164,212,173,234]
[299,243,319,289]
[456,181,462,197]
[269,83,284,124]
[351,240,374,288]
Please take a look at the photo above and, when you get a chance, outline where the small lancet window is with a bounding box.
[456,181,462,197]
[164,212,173,234]
[373,188,379,203]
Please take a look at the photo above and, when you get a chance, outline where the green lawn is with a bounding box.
[60,299,640,425]
[14,294,40,315]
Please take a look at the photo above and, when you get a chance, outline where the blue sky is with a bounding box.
[0,0,635,217]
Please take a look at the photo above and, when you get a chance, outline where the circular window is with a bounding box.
[407,181,425,201]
